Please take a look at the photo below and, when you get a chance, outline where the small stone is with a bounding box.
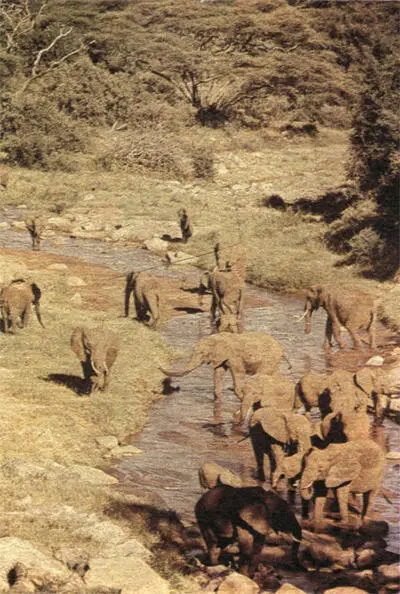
[47,263,68,271]
[0,222,9,229]
[108,445,143,457]
[217,571,259,594]
[16,204,27,209]
[70,293,82,306]
[96,435,119,450]
[143,237,169,254]
[323,589,370,594]
[11,220,27,230]
[356,548,380,569]
[66,276,87,287]
[377,564,400,583]
[386,451,400,460]
[65,465,118,485]
[275,585,308,594]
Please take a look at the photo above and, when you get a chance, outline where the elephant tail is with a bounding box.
[282,350,293,371]
[124,272,135,317]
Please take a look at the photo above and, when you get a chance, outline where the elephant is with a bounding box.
[160,331,288,401]
[201,269,244,333]
[199,461,242,490]
[0,279,44,333]
[248,408,313,488]
[195,485,302,577]
[356,354,400,421]
[300,439,385,529]
[317,409,370,443]
[70,326,119,394]
[178,208,193,243]
[0,166,8,190]
[295,369,368,418]
[125,271,162,329]
[301,284,377,349]
[240,374,296,423]
[25,216,46,251]
[214,241,246,279]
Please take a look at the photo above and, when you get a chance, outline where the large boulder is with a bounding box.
[217,572,259,594]
[84,556,170,593]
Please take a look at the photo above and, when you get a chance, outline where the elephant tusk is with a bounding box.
[296,311,308,322]
[91,357,101,375]
[301,482,313,490]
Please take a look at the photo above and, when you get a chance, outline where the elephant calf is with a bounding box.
[195,485,302,577]
[199,461,242,490]
[71,327,119,394]
[0,279,44,333]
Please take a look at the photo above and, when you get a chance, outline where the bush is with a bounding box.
[348,227,385,266]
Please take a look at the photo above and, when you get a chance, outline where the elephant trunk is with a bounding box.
[159,351,204,378]
[304,302,313,335]
[300,469,315,500]
[125,273,134,317]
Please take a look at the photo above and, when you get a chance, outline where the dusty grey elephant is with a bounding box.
[240,374,296,422]
[25,216,46,251]
[300,439,385,529]
[301,284,377,349]
[201,268,244,333]
[316,409,370,443]
[125,271,162,329]
[178,208,193,243]
[356,354,400,421]
[160,331,288,401]
[248,408,313,488]
[0,279,44,333]
[71,326,119,394]
[295,369,368,418]
[199,461,242,490]
[195,485,302,577]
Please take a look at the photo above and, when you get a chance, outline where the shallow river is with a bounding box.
[0,216,399,590]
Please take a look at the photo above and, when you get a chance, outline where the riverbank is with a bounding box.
[0,249,205,592]
[2,128,399,332]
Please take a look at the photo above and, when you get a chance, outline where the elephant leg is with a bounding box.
[332,318,345,349]
[336,484,351,525]
[271,444,285,490]
[237,525,263,578]
[1,307,9,333]
[324,317,334,349]
[199,523,221,566]
[361,489,377,523]
[214,365,226,400]
[81,360,93,393]
[9,309,19,334]
[346,324,361,350]
[368,326,376,349]
[230,368,245,400]
[313,496,326,531]
[249,423,268,482]
[21,304,31,328]
[146,294,160,329]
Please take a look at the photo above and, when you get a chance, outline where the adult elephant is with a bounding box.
[0,279,44,333]
[195,485,302,577]
[295,369,368,418]
[301,284,376,349]
[240,374,296,422]
[25,216,46,251]
[125,271,162,329]
[214,241,246,279]
[160,332,287,401]
[300,439,385,529]
[71,326,119,394]
[248,408,312,488]
[201,269,244,333]
[356,353,400,421]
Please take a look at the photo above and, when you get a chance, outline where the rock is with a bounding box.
[259,546,288,564]
[47,216,73,232]
[217,572,259,594]
[306,540,355,567]
[11,221,27,231]
[16,204,27,209]
[356,548,382,569]
[143,237,169,254]
[108,445,143,458]
[65,465,119,485]
[66,276,87,287]
[96,435,119,450]
[0,537,72,591]
[47,263,68,271]
[70,292,83,306]
[102,539,152,561]
[386,451,400,460]
[0,222,9,229]
[84,556,170,594]
[165,251,198,266]
[275,585,308,594]
[1,459,47,480]
[323,586,368,594]
[377,563,400,583]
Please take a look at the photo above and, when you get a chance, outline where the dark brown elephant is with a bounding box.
[70,326,119,394]
[195,485,302,577]
[25,216,46,251]
[125,271,162,329]
[178,208,193,243]
[301,284,376,349]
[0,279,44,333]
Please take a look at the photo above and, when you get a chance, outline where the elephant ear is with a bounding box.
[209,335,230,367]
[355,367,376,395]
[325,450,361,488]
[250,409,287,442]
[71,327,86,362]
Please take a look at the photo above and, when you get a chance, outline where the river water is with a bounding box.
[0,215,399,589]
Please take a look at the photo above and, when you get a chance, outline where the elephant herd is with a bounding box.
[1,241,399,579]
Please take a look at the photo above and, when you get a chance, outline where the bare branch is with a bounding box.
[31,26,72,76]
